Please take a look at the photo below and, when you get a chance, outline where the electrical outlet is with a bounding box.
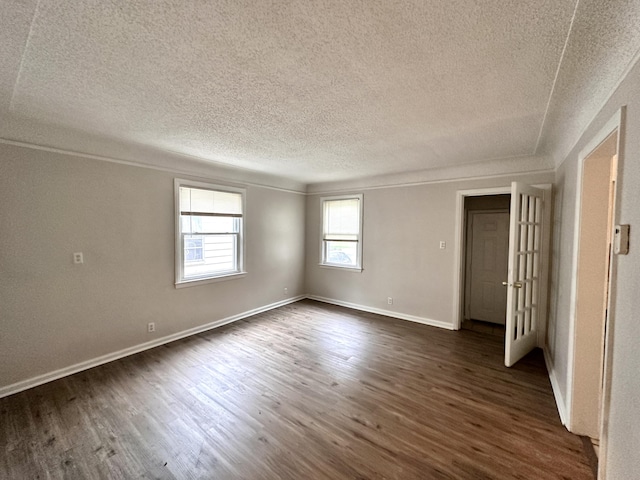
[147,322,156,333]
[284,287,288,296]
[73,252,84,264]
[439,241,446,250]
[387,297,393,305]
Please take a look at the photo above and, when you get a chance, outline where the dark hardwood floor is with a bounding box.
[0,300,593,479]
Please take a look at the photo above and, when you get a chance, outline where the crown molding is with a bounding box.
[306,155,555,195]
[0,137,307,195]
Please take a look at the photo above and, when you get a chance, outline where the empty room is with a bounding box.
[1,1,639,479]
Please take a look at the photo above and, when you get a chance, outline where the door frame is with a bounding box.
[567,107,625,479]
[453,185,553,344]
[464,208,510,322]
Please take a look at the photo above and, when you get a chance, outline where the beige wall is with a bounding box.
[549,57,640,478]
[305,172,553,327]
[0,144,306,390]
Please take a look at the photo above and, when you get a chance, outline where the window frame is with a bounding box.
[174,179,246,287]
[319,193,364,271]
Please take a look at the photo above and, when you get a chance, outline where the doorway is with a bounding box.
[462,195,510,337]
[569,123,620,460]
[453,183,552,366]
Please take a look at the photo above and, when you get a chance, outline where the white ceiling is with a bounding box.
[1,0,639,185]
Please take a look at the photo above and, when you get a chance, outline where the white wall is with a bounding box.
[305,172,553,328]
[548,57,640,478]
[0,143,306,392]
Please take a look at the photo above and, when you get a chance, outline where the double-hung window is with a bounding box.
[175,179,245,285]
[320,194,363,270]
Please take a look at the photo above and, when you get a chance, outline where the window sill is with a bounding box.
[318,264,363,273]
[175,271,247,288]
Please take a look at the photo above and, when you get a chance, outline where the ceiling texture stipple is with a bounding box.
[1,0,639,186]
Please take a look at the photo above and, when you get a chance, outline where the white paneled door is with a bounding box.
[468,212,509,324]
[504,182,544,367]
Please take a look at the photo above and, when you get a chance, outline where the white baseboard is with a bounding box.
[0,295,305,399]
[543,346,569,426]
[306,295,455,330]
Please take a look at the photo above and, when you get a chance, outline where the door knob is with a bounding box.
[502,281,509,286]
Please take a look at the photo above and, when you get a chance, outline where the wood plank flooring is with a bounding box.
[0,300,593,479]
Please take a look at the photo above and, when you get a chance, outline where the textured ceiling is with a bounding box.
[537,0,640,164]
[0,0,638,185]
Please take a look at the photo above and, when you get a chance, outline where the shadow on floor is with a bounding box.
[462,318,506,337]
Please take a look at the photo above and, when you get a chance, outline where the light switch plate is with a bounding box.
[613,225,630,255]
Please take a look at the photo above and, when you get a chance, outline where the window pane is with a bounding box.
[183,234,237,278]
[325,241,357,267]
[184,236,204,262]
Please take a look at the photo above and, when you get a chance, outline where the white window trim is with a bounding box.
[175,271,247,289]
[319,193,364,271]
[174,178,247,287]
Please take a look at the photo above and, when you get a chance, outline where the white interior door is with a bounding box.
[505,182,544,367]
[468,212,509,324]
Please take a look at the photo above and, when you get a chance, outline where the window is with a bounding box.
[320,194,363,270]
[175,179,245,285]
